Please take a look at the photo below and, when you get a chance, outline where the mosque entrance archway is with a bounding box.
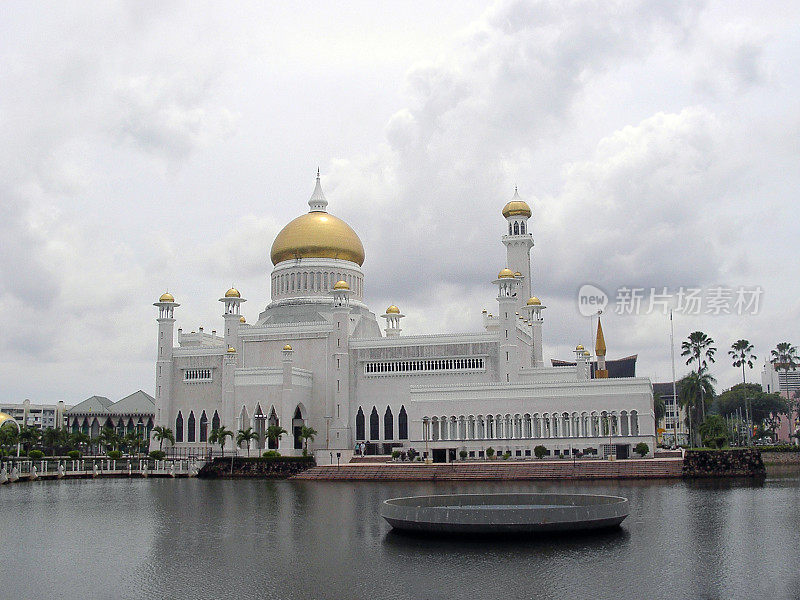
[292,406,304,451]
[253,404,266,449]
[267,408,279,449]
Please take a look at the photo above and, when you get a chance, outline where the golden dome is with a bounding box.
[498,268,515,278]
[270,212,365,266]
[502,201,531,218]
[0,412,15,427]
[583,350,591,357]
[386,305,400,314]
[576,344,584,351]
[526,296,541,305]
[514,271,522,277]
[239,316,246,323]
[225,288,240,298]
[333,280,350,290]
[227,346,236,353]
[159,292,175,303]
[283,344,293,351]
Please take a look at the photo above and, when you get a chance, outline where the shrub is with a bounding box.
[400,451,407,461]
[107,450,122,459]
[149,450,166,460]
[459,450,468,460]
[28,450,44,459]
[391,450,401,460]
[634,442,650,457]
[406,448,418,461]
[486,447,495,458]
[262,450,281,458]
[502,451,511,460]
[67,450,81,459]
[534,445,547,459]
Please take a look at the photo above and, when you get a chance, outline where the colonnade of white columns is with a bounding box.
[422,410,639,442]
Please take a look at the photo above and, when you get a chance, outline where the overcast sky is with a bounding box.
[2,0,798,404]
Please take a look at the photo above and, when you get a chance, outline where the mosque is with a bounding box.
[153,174,655,462]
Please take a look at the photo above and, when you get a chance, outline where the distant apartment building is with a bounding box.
[762,361,799,442]
[652,382,688,446]
[0,399,70,430]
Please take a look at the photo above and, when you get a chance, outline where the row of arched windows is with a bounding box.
[273,270,363,297]
[70,416,153,439]
[508,220,526,235]
[175,410,218,443]
[355,406,408,441]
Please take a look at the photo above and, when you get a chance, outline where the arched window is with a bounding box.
[398,406,408,440]
[212,410,220,432]
[508,223,512,235]
[175,412,184,443]
[199,411,208,442]
[513,222,519,235]
[355,407,365,441]
[370,407,379,440]
[187,411,196,443]
[521,221,526,234]
[384,407,393,440]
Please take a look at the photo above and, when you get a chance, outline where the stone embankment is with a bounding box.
[292,458,684,481]
[682,449,765,478]
[760,451,800,465]
[198,456,315,479]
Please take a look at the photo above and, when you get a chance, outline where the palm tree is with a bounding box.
[771,342,799,440]
[681,331,717,419]
[209,426,233,457]
[266,425,287,452]
[98,427,119,453]
[70,431,90,454]
[42,427,62,456]
[19,427,41,454]
[298,425,317,457]
[236,427,259,457]
[679,370,716,446]
[730,339,757,384]
[152,426,175,452]
[125,430,144,458]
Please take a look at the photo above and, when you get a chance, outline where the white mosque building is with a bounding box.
[153,174,655,462]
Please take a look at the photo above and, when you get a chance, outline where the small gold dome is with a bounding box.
[225,288,240,298]
[583,350,591,357]
[283,344,293,351]
[386,305,400,314]
[514,271,522,277]
[502,200,532,218]
[239,316,246,323]
[498,268,515,279]
[526,296,541,305]
[333,280,350,290]
[159,292,175,303]
[227,346,236,353]
[270,212,365,266]
[576,344,584,351]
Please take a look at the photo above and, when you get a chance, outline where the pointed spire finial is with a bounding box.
[595,316,607,357]
[308,168,328,212]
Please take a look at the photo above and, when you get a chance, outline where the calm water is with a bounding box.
[2,468,800,600]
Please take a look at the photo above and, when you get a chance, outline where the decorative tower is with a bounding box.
[220,287,245,430]
[329,280,351,449]
[595,317,608,378]
[495,268,520,383]
[523,296,546,367]
[308,167,328,212]
[501,188,534,308]
[154,292,179,427]
[575,345,590,380]
[381,305,404,338]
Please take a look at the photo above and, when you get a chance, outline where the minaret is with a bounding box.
[330,280,351,449]
[154,292,179,427]
[501,188,534,308]
[495,268,520,383]
[595,317,608,378]
[575,345,590,380]
[381,305,404,337]
[308,168,328,212]
[523,296,546,367]
[220,287,245,429]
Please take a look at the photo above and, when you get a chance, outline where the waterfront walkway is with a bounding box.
[292,457,684,481]
[1,458,201,484]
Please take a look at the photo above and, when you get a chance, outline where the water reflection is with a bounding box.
[1,471,799,600]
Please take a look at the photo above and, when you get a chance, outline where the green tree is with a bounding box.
[18,427,41,454]
[98,427,119,453]
[771,342,799,435]
[41,427,64,456]
[124,430,145,458]
[698,415,728,449]
[69,431,90,454]
[681,331,717,420]
[716,383,788,424]
[729,340,757,384]
[653,392,665,424]
[236,427,259,457]
[209,426,233,457]
[679,370,716,446]
[0,423,19,455]
[634,442,650,457]
[152,426,175,452]
[534,445,547,459]
[298,425,317,457]
[266,425,287,451]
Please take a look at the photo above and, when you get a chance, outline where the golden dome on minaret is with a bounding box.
[159,292,175,303]
[333,280,350,290]
[526,296,541,305]
[386,305,400,314]
[270,172,365,266]
[225,287,241,298]
[498,268,515,278]
[239,316,246,323]
[501,187,532,218]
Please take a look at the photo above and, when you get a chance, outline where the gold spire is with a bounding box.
[595,317,607,357]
